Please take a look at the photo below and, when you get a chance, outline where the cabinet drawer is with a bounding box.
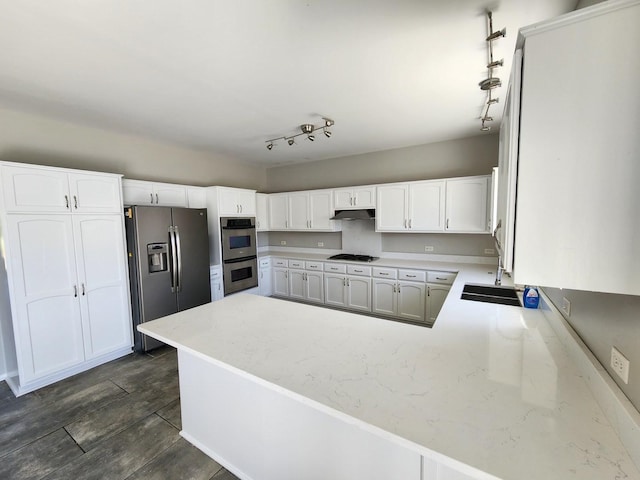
[272,258,288,267]
[259,258,271,268]
[347,265,371,276]
[427,271,456,284]
[324,263,347,273]
[305,261,323,271]
[288,260,305,269]
[372,267,397,279]
[398,270,426,282]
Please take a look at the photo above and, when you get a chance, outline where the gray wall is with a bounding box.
[0,106,267,189]
[383,233,496,257]
[265,134,499,192]
[543,287,640,411]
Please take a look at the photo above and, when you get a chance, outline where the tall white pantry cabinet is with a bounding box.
[0,162,133,396]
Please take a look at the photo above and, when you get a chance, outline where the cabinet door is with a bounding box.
[268,194,289,230]
[154,183,188,207]
[288,193,310,230]
[7,215,85,382]
[122,179,154,206]
[259,266,273,296]
[445,177,488,233]
[187,187,207,208]
[236,189,256,216]
[305,271,324,304]
[308,190,334,230]
[427,284,450,325]
[272,268,289,297]
[68,173,121,213]
[409,181,445,231]
[372,279,397,316]
[376,185,408,231]
[288,269,306,300]
[256,193,270,231]
[346,276,372,312]
[73,215,132,359]
[352,187,376,208]
[2,166,70,213]
[397,282,426,322]
[324,274,347,307]
[334,189,353,209]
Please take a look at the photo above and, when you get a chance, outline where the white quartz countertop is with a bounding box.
[140,263,640,480]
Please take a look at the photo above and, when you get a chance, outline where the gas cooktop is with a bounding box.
[327,254,379,262]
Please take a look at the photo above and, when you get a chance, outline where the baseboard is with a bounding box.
[180,431,254,480]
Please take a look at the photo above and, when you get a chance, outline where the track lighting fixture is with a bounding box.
[479,11,505,131]
[265,117,335,150]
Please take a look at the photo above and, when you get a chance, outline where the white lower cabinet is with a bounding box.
[324,271,371,313]
[272,267,289,297]
[258,258,272,296]
[6,213,132,390]
[289,269,324,304]
[373,278,426,323]
[210,266,223,302]
[427,284,450,325]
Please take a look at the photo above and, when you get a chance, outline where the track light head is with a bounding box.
[287,138,295,146]
[300,124,314,134]
[479,77,501,90]
[486,28,506,41]
[308,134,315,141]
[487,59,504,69]
[324,129,332,138]
[266,143,274,150]
[323,118,335,128]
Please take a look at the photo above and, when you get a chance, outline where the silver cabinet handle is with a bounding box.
[409,219,412,229]
[406,274,416,278]
[81,283,85,295]
[354,269,362,273]
[239,204,243,213]
[393,284,396,293]
[427,286,431,296]
[285,220,288,228]
[150,193,154,204]
[73,195,78,209]
[65,195,69,209]
[446,218,450,229]
[347,278,350,286]
[156,193,159,204]
[342,278,346,286]
[436,277,447,281]
[73,285,78,297]
[397,285,400,293]
[380,272,389,276]
[404,219,407,229]
[350,197,353,206]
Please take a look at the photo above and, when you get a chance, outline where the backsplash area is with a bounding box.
[543,287,640,411]
[260,223,497,259]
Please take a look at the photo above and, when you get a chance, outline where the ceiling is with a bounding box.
[0,0,577,167]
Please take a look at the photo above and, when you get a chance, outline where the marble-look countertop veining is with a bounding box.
[140,262,640,480]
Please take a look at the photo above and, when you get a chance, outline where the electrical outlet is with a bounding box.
[317,242,324,247]
[280,240,286,245]
[561,297,571,316]
[611,346,630,384]
[424,246,434,252]
[484,248,495,255]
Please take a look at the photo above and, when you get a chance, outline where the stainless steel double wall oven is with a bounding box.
[220,217,258,295]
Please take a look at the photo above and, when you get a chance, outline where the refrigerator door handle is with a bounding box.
[168,226,177,292]
[175,225,183,292]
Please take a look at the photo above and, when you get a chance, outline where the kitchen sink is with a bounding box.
[461,284,521,307]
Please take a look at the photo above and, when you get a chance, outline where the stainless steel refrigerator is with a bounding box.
[125,206,211,352]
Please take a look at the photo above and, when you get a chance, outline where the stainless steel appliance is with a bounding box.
[125,206,211,352]
[220,217,258,295]
[327,253,379,262]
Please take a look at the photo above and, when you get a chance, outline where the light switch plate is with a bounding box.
[424,246,434,252]
[280,240,286,245]
[561,297,571,316]
[611,346,630,384]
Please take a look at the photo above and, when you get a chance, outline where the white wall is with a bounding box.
[0,106,267,189]
[265,134,498,192]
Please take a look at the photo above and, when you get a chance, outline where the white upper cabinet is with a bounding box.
[409,180,446,231]
[268,193,289,230]
[2,165,121,214]
[510,1,640,295]
[256,193,270,231]
[217,186,256,216]
[377,180,447,233]
[376,184,408,231]
[187,187,207,208]
[288,192,310,230]
[122,179,188,207]
[445,176,489,233]
[334,186,376,209]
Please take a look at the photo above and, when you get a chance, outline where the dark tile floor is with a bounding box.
[0,347,240,480]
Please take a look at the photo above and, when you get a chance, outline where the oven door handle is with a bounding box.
[175,226,183,292]
[168,226,178,293]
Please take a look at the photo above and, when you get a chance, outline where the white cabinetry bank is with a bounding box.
[266,252,455,326]
[139,270,640,480]
[0,161,133,396]
[500,0,640,295]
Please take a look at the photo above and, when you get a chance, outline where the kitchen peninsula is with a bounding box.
[139,265,640,480]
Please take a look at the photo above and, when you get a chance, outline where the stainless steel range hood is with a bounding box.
[330,209,376,220]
